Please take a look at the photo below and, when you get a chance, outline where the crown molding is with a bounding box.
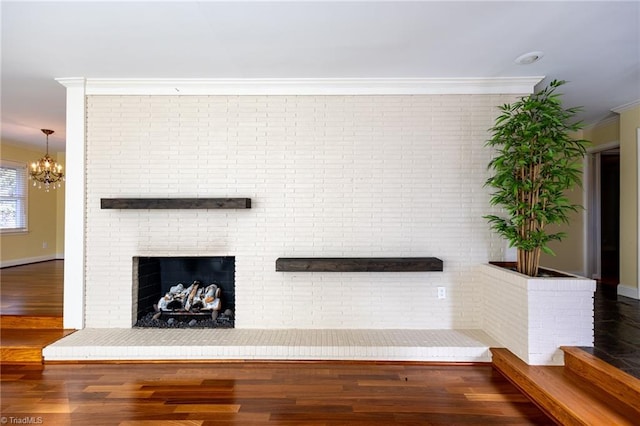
[56,77,87,89]
[57,77,543,96]
[611,99,640,114]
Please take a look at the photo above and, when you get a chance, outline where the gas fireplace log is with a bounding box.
[155,282,223,313]
[184,283,199,311]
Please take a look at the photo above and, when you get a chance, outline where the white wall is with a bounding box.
[84,94,515,328]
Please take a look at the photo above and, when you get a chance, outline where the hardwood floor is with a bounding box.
[1,261,69,363]
[2,261,639,424]
[1,361,552,425]
[0,328,74,363]
[2,260,639,375]
[0,260,64,316]
[0,260,554,424]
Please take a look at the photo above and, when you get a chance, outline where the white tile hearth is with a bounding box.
[43,329,500,362]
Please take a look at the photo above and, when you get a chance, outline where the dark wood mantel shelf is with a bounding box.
[275,257,443,272]
[100,198,251,209]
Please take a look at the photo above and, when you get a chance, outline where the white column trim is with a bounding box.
[58,77,86,329]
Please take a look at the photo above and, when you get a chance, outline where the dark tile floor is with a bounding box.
[582,284,640,379]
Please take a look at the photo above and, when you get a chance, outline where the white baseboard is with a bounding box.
[617,283,640,300]
[56,252,65,260]
[0,255,57,268]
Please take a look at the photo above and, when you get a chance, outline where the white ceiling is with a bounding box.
[2,1,639,152]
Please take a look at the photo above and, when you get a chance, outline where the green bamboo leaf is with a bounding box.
[483,80,589,276]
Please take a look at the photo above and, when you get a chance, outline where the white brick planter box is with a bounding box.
[480,263,596,365]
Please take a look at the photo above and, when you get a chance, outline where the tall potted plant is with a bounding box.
[484,79,589,277]
[480,80,596,365]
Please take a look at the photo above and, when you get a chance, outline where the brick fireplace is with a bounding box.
[133,256,235,327]
[45,77,578,362]
[58,78,541,333]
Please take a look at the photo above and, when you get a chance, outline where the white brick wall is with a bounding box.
[84,94,515,328]
[479,264,529,358]
[480,264,596,365]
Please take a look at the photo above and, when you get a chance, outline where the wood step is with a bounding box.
[1,315,63,329]
[561,346,640,416]
[0,346,43,363]
[491,347,638,426]
[0,328,75,364]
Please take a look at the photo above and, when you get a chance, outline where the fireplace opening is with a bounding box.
[133,256,235,328]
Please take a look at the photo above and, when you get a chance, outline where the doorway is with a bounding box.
[587,144,620,285]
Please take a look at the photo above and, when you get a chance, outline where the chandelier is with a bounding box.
[29,129,64,191]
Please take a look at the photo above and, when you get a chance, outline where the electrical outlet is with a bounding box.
[437,287,446,299]
[42,241,48,249]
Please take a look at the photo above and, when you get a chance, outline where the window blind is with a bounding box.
[1,160,28,232]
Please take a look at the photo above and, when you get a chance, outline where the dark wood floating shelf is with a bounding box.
[100,198,251,209]
[275,257,443,272]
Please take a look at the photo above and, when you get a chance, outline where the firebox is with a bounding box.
[133,256,235,328]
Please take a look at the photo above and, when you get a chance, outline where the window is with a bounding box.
[1,160,28,233]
